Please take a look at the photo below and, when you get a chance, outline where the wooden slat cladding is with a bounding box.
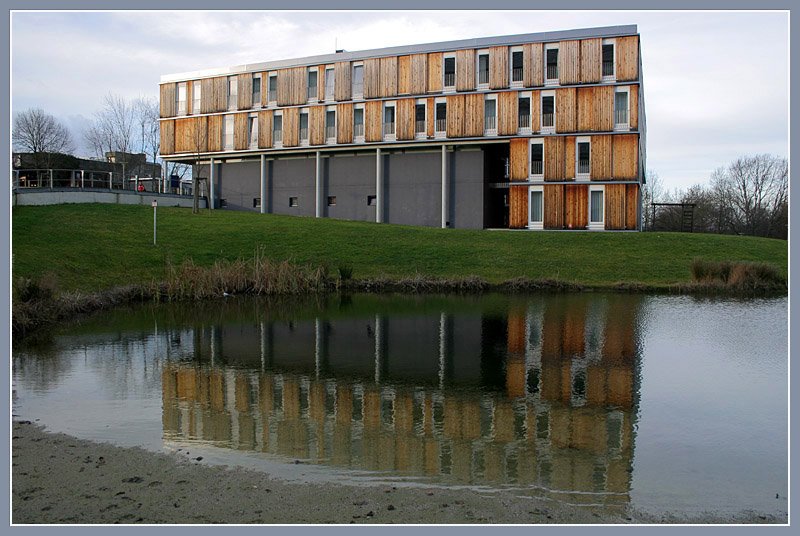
[565,184,588,229]
[160,119,175,154]
[489,46,509,89]
[497,92,518,136]
[277,67,306,106]
[396,99,415,141]
[626,184,639,229]
[365,100,382,142]
[282,107,300,147]
[544,137,565,180]
[446,94,465,138]
[591,135,613,179]
[427,53,443,93]
[530,89,541,134]
[237,74,253,110]
[207,115,223,152]
[309,106,325,146]
[629,85,639,129]
[529,43,544,87]
[364,58,380,99]
[604,184,627,230]
[558,41,580,85]
[260,73,268,107]
[612,134,638,179]
[213,77,227,112]
[234,113,249,150]
[426,97,435,138]
[555,87,576,133]
[580,39,602,83]
[337,103,354,144]
[258,110,273,148]
[564,136,575,180]
[509,186,528,229]
[544,185,565,229]
[379,57,398,98]
[456,49,475,92]
[200,78,214,113]
[464,94,484,137]
[186,82,194,115]
[409,54,427,94]
[316,66,326,102]
[335,61,352,101]
[397,56,411,95]
[577,86,613,132]
[509,138,528,180]
[160,84,175,118]
[616,36,639,81]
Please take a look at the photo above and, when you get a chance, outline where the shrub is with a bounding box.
[337,265,354,281]
[690,258,785,292]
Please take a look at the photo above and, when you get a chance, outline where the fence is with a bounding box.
[12,168,188,195]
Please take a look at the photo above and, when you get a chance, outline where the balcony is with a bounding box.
[478,70,489,85]
[542,113,554,128]
[415,120,426,134]
[602,61,614,78]
[484,115,496,132]
[615,109,629,126]
[578,158,590,175]
[530,160,543,176]
[268,89,277,102]
[546,65,558,81]
[443,73,455,87]
[326,126,336,139]
[435,118,446,132]
[354,123,364,137]
[518,114,531,129]
[511,67,523,83]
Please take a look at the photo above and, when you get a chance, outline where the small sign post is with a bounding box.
[152,199,158,246]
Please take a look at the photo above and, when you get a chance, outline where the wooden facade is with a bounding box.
[337,103,354,144]
[558,40,580,85]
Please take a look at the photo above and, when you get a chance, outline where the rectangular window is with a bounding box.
[268,74,277,104]
[273,114,283,144]
[192,81,201,113]
[478,53,489,86]
[542,95,554,130]
[546,48,559,81]
[383,104,395,137]
[511,50,523,83]
[253,197,261,208]
[602,44,615,78]
[443,56,455,88]
[352,64,364,98]
[223,115,234,149]
[530,142,544,177]
[325,109,336,141]
[415,103,426,136]
[227,76,238,110]
[484,98,496,133]
[307,69,318,100]
[177,82,187,115]
[367,195,376,206]
[354,108,364,138]
[435,102,447,134]
[289,196,298,207]
[248,115,258,148]
[518,96,531,130]
[252,75,261,106]
[615,91,629,128]
[300,112,309,143]
[590,190,604,224]
[530,190,543,223]
[577,141,590,176]
[327,196,336,206]
[324,68,335,101]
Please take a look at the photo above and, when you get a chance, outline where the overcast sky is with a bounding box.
[11,10,789,192]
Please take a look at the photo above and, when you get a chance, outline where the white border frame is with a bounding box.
[576,135,591,180]
[528,185,544,230]
[588,184,605,230]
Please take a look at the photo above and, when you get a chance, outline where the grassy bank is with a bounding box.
[13,204,787,293]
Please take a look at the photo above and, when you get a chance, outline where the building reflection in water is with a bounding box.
[161,295,642,506]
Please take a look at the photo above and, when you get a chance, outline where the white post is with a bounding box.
[80,170,85,189]
[153,200,157,246]
[315,151,322,218]
[375,148,383,223]
[209,158,215,209]
[109,172,113,190]
[260,155,267,214]
[315,318,322,379]
[441,145,448,228]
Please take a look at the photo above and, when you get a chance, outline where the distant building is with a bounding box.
[12,151,162,189]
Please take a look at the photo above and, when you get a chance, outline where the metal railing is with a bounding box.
[253,91,261,105]
[615,109,629,125]
[325,88,334,101]
[268,89,277,102]
[354,123,364,137]
[602,61,614,77]
[518,114,531,129]
[511,67,523,82]
[578,158,590,175]
[415,120,426,133]
[478,70,489,84]
[435,118,447,132]
[542,113,554,127]
[352,82,363,96]
[484,116,496,131]
[383,122,395,136]
[444,73,455,87]
[11,168,183,194]
[273,130,283,142]
[546,65,558,80]
[307,86,317,99]
[177,102,187,115]
[299,127,308,140]
[530,161,543,175]
[326,126,336,139]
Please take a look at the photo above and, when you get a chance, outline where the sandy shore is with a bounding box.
[11,421,784,525]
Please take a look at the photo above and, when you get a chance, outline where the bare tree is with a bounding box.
[83,93,137,186]
[641,169,664,230]
[135,96,161,188]
[190,118,209,214]
[12,108,74,168]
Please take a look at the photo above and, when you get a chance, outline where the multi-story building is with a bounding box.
[159,25,645,230]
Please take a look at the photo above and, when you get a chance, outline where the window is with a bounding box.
[602,41,615,79]
[177,82,187,115]
[415,102,426,138]
[227,76,238,110]
[484,97,497,134]
[300,111,309,144]
[614,89,629,129]
[590,188,604,227]
[223,115,234,150]
[530,140,544,177]
[518,95,531,131]
[324,68,335,101]
[435,101,447,136]
[383,103,395,139]
[352,64,364,99]
[541,93,555,132]
[325,109,336,143]
[268,74,277,104]
[577,139,590,178]
[289,196,298,208]
[529,188,543,228]
[443,56,456,89]
[477,52,489,86]
[253,197,261,209]
[511,47,523,85]
[545,46,559,83]
[307,69,318,101]
[354,107,364,139]
[273,113,283,146]
[192,81,201,113]
[248,114,258,148]
[327,196,336,206]
[367,195,376,206]
[252,75,261,106]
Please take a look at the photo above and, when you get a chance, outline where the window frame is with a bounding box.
[351,62,364,100]
[227,76,238,111]
[510,45,524,87]
[414,98,427,140]
[443,53,456,92]
[324,67,335,102]
[528,185,544,230]
[540,90,556,134]
[544,43,559,86]
[223,114,234,150]
[614,86,630,131]
[248,113,259,149]
[289,196,299,208]
[325,105,336,145]
[589,184,605,229]
[272,110,283,148]
[576,136,591,180]
[299,108,310,146]
[602,38,616,83]
[517,91,532,135]
[529,138,544,179]
[353,103,365,143]
[192,80,201,114]
[176,82,187,115]
[476,49,490,89]
[267,72,278,107]
[434,97,447,139]
[252,75,262,109]
[383,101,396,141]
[307,68,318,103]
[484,94,497,136]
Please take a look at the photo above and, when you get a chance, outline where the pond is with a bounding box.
[12,293,788,520]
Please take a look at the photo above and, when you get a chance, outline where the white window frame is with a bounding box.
[434,97,447,139]
[476,49,490,89]
[414,98,427,140]
[443,53,456,92]
[540,90,555,134]
[272,110,283,148]
[307,68,319,104]
[352,61,364,100]
[223,114,234,150]
[544,43,559,86]
[192,81,201,114]
[518,91,532,135]
[509,45,524,88]
[252,74,262,109]
[529,138,544,179]
[267,72,278,107]
[353,103,365,143]
[176,82,187,115]
[299,108,310,146]
[484,94,497,136]
[248,113,258,149]
[576,136,591,180]
[383,101,396,142]
[324,67,335,102]
[227,76,238,111]
[589,184,605,230]
[614,86,630,131]
[602,38,616,83]
[528,185,544,230]
[325,105,336,145]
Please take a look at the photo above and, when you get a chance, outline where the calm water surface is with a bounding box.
[12,293,787,519]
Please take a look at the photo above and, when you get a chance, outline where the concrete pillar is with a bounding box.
[375,148,383,223]
[315,151,322,218]
[260,154,267,214]
[441,145,448,228]
[209,158,216,209]
[49,169,53,189]
[109,172,113,190]
[80,170,85,190]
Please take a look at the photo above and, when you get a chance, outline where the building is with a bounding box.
[13,151,162,190]
[158,25,644,230]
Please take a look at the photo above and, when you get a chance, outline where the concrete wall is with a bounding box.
[12,189,205,208]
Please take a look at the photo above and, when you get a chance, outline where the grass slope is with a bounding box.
[12,204,787,293]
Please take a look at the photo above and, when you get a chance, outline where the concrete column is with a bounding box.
[109,172,113,190]
[49,169,53,189]
[375,148,383,223]
[315,151,322,218]
[260,155,267,214]
[441,145,448,228]
[209,158,216,209]
[80,170,85,190]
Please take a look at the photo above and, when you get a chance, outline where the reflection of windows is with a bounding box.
[484,97,496,134]
[325,109,336,143]
[268,74,277,104]
[192,81,201,113]
[248,114,258,148]
[383,103,396,138]
[324,68,335,101]
[273,114,283,145]
[299,111,309,144]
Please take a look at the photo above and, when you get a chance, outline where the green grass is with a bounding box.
[12,204,787,293]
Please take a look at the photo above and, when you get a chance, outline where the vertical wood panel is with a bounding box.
[427,53,443,93]
[509,186,529,229]
[380,56,398,98]
[363,58,380,99]
[316,66,326,102]
[335,61,352,101]
[565,136,575,180]
[580,38,602,83]
[530,43,544,87]
[426,97,435,138]
[397,56,411,95]
[175,116,207,153]
[213,77,227,112]
[282,107,299,147]
[160,119,174,154]
[336,103,353,144]
[616,36,639,81]
[207,115,223,152]
[489,46,509,89]
[625,183,639,229]
[446,94,465,138]
[497,91,518,136]
[555,87,576,133]
[509,138,529,180]
[309,106,325,146]
[530,89,541,134]
[234,113,249,150]
[200,79,213,114]
[605,184,627,230]
[396,99,415,141]
[558,40,580,85]
[258,110,272,148]
[629,85,639,129]
[544,185,565,229]
[277,67,306,106]
[186,82,194,115]
[260,73,268,107]
[237,74,252,110]
[160,83,176,118]
[456,49,475,91]
[591,134,613,179]
[522,44,533,87]
[365,100,383,142]
[597,85,614,132]
[410,54,427,94]
[464,93,484,137]
[577,87,596,132]
[565,184,588,229]
[612,134,638,179]
[544,136,565,180]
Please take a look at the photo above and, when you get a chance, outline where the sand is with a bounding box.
[11,421,784,525]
